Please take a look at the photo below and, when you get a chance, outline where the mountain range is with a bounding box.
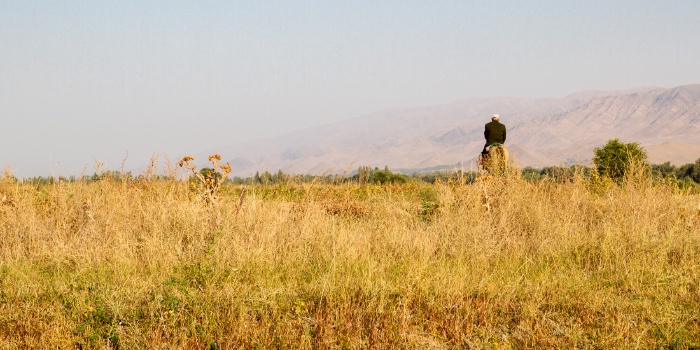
[202,84,700,176]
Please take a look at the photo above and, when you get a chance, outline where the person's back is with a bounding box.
[480,114,509,174]
[484,114,506,147]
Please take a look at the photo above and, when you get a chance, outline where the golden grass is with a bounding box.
[0,168,699,349]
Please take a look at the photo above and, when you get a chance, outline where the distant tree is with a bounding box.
[369,166,407,184]
[274,170,289,183]
[191,168,224,199]
[678,158,700,183]
[521,166,542,181]
[593,139,648,180]
[354,166,372,184]
[691,158,700,183]
[540,166,567,179]
[261,171,272,185]
[652,161,677,178]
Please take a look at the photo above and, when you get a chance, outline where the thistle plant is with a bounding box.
[178,154,232,204]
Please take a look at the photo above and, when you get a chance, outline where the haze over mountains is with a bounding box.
[204,84,700,176]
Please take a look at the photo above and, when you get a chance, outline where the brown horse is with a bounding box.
[478,145,509,175]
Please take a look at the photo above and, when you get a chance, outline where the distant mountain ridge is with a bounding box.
[202,84,700,176]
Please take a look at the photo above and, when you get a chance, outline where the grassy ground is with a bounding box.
[0,169,699,349]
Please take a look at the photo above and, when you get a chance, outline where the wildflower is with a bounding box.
[209,154,221,162]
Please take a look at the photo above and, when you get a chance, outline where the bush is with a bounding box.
[593,139,648,180]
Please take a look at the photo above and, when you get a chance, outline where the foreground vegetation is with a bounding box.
[1,162,700,349]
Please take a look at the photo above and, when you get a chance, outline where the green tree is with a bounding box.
[368,166,407,184]
[592,139,648,180]
[652,161,677,178]
[261,171,272,185]
[354,166,372,184]
[679,158,700,183]
[693,158,700,183]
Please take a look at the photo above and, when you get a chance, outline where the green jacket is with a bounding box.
[484,120,506,146]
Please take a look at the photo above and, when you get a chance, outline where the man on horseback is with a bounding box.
[479,114,509,174]
[483,114,506,153]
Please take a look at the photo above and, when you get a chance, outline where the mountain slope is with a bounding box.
[202,84,700,176]
[511,85,700,164]
[646,142,700,166]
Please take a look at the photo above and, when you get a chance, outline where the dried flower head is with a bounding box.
[178,156,195,168]
[220,163,232,174]
[209,154,221,162]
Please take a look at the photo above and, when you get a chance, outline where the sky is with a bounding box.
[1,0,699,178]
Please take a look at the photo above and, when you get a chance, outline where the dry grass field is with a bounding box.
[1,164,699,349]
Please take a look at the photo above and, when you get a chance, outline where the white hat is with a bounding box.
[492,114,500,120]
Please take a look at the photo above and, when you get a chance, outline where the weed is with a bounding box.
[178,154,232,204]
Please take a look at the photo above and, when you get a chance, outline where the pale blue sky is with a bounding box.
[1,1,699,177]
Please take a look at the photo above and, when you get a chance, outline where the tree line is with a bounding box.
[7,140,700,187]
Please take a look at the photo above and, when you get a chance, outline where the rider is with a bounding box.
[483,114,506,154]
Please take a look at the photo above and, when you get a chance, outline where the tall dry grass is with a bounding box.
[0,166,699,349]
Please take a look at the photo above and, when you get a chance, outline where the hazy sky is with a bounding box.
[2,1,699,177]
